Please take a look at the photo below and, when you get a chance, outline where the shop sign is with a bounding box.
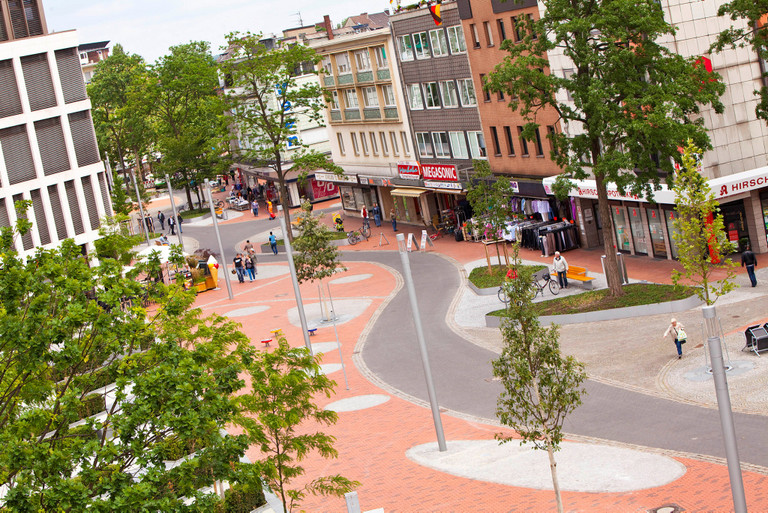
[424,180,463,190]
[310,178,338,200]
[421,164,458,182]
[714,173,768,199]
[360,176,395,187]
[398,162,421,179]
[314,171,358,184]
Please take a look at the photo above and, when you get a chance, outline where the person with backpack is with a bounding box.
[244,255,255,281]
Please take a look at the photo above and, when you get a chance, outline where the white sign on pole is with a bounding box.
[420,230,428,250]
[407,232,416,252]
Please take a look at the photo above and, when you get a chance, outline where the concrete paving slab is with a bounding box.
[406,440,687,493]
[319,363,343,375]
[224,305,270,318]
[325,394,391,412]
[185,210,246,226]
[287,299,373,329]
[311,342,341,354]
[330,273,373,285]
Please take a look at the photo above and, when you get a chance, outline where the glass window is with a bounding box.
[449,132,469,159]
[432,132,450,158]
[354,50,371,71]
[330,90,340,110]
[665,210,681,259]
[483,21,494,46]
[480,74,491,101]
[343,89,359,108]
[430,29,448,57]
[534,128,544,156]
[335,53,350,73]
[359,131,369,154]
[423,82,440,109]
[321,56,332,74]
[504,126,515,155]
[374,46,388,68]
[340,186,357,210]
[457,78,477,106]
[337,133,345,155]
[370,132,378,155]
[416,132,433,158]
[382,84,396,106]
[490,127,501,156]
[470,24,480,48]
[362,86,379,108]
[646,208,667,258]
[612,206,631,253]
[390,131,399,155]
[439,80,458,107]
[407,84,423,110]
[498,19,507,41]
[350,132,360,155]
[628,206,648,254]
[413,32,430,59]
[517,126,529,156]
[380,132,389,155]
[447,26,467,53]
[401,131,410,155]
[398,35,414,61]
[467,131,486,158]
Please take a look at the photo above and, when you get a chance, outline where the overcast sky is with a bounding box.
[45,0,388,63]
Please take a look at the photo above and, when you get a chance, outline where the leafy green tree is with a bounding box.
[0,210,259,509]
[292,200,346,284]
[486,0,725,296]
[235,336,359,512]
[713,0,768,123]
[466,159,517,270]
[93,213,139,265]
[493,246,586,513]
[150,41,230,210]
[671,140,738,305]
[219,32,339,240]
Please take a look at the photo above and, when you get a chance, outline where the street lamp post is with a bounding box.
[204,180,234,300]
[276,206,313,354]
[165,174,184,251]
[130,169,150,246]
[396,233,447,452]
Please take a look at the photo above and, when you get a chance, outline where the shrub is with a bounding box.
[77,394,106,419]
[219,484,266,513]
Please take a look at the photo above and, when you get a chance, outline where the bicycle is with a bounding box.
[498,270,559,304]
[347,230,366,245]
[360,221,371,239]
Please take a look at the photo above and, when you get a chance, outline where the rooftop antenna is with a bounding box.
[293,11,304,27]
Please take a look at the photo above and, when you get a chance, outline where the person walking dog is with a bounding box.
[663,318,687,359]
[742,245,757,287]
[553,251,569,289]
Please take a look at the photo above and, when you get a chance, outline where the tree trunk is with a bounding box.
[547,444,564,513]
[594,173,624,296]
[183,181,194,211]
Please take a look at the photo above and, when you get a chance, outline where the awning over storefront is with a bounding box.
[390,187,428,198]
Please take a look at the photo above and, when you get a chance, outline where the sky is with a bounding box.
[45,0,390,63]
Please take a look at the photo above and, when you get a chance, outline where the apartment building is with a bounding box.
[389,1,481,227]
[78,40,109,84]
[544,0,768,259]
[312,12,418,221]
[0,0,111,258]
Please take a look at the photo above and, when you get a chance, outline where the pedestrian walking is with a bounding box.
[267,200,276,220]
[157,211,165,230]
[251,199,259,217]
[177,214,184,234]
[361,204,369,229]
[663,318,687,359]
[247,248,258,275]
[244,256,255,281]
[553,251,569,289]
[742,245,758,287]
[269,232,278,255]
[168,216,176,235]
[390,208,398,232]
[243,239,254,254]
[144,214,154,234]
[372,203,382,227]
[233,253,245,283]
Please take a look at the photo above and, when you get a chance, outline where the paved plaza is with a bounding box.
[143,192,768,512]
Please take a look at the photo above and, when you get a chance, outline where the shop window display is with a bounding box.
[646,208,667,258]
[628,206,647,255]
[612,206,631,252]
[665,210,681,259]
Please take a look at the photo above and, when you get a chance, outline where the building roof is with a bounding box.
[78,41,110,52]
[344,12,390,30]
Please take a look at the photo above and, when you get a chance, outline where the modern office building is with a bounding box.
[0,0,110,258]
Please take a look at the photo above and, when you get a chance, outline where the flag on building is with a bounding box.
[429,3,442,25]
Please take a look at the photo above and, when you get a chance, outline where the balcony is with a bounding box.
[337,73,354,85]
[356,70,374,83]
[363,108,381,120]
[376,69,391,81]
[384,107,399,119]
[330,110,342,122]
[323,75,335,87]
[344,109,361,121]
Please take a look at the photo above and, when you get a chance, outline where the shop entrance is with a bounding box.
[591,201,604,246]
[646,208,667,258]
[720,200,750,252]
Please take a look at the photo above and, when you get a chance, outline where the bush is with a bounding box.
[469,264,546,288]
[219,484,266,513]
[156,435,209,461]
[77,394,106,419]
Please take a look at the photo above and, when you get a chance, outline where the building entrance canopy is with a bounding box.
[390,187,428,198]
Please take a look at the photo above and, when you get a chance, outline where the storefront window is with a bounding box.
[646,208,667,258]
[762,200,768,246]
[720,200,749,253]
[339,186,356,210]
[612,206,631,252]
[628,206,647,255]
[665,210,680,259]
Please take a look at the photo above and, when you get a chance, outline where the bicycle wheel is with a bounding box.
[361,224,371,238]
[347,232,358,245]
[548,279,560,295]
[531,280,543,299]
[497,286,509,304]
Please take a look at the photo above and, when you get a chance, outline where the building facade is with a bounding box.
[312,13,419,223]
[544,0,768,259]
[0,0,110,258]
[78,40,109,84]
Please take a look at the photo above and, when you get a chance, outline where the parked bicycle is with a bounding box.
[497,269,559,304]
[347,230,368,245]
[360,222,371,239]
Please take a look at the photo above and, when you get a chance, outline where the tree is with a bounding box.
[150,41,230,210]
[0,207,259,509]
[486,0,725,296]
[713,0,768,123]
[493,245,586,513]
[671,140,738,305]
[291,200,346,285]
[466,159,518,271]
[219,32,340,240]
[234,336,358,512]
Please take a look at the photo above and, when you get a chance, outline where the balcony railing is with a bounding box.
[344,109,361,121]
[337,73,353,85]
[323,75,335,87]
[376,69,391,81]
[356,70,374,83]
[363,108,381,120]
[384,107,399,119]
[330,110,342,121]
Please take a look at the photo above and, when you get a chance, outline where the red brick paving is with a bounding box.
[185,213,767,512]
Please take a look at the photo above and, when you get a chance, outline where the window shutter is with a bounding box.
[34,117,70,175]
[68,111,100,167]
[12,193,32,249]
[0,7,8,41]
[97,172,112,216]
[0,199,9,229]
[0,59,22,118]
[81,176,99,230]
[8,1,28,39]
[22,1,43,36]
[47,184,68,240]
[30,188,50,244]
[55,48,87,104]
[21,53,56,111]
[0,124,37,184]
[63,180,84,235]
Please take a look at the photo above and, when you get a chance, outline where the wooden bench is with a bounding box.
[551,265,596,289]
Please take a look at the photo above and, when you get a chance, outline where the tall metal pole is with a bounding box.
[204,180,234,300]
[702,305,747,513]
[396,233,447,452]
[130,169,151,246]
[277,206,313,354]
[325,281,350,390]
[165,174,184,251]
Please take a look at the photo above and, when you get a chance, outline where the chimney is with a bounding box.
[323,15,334,40]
